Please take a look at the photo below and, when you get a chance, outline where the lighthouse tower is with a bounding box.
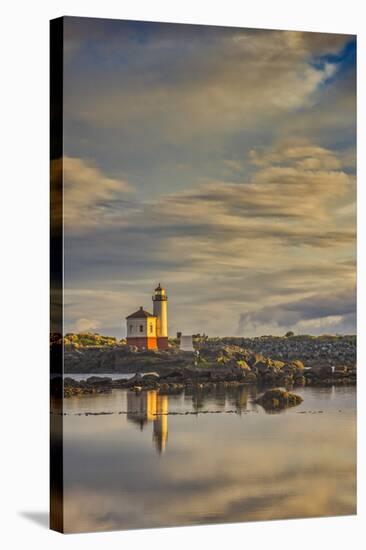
[152,283,169,349]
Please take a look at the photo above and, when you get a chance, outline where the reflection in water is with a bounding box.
[126,386,260,453]
[127,391,168,454]
[124,385,267,454]
[186,384,259,413]
[63,385,356,533]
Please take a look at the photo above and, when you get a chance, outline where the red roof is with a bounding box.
[126,306,156,319]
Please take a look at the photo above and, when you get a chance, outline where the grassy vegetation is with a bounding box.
[62,332,356,349]
[64,332,122,348]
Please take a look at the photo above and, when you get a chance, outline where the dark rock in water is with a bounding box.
[64,377,78,386]
[141,372,160,379]
[254,359,268,372]
[317,366,334,378]
[294,375,306,386]
[255,388,303,411]
[262,371,276,385]
[86,376,112,385]
[277,374,293,387]
[160,369,186,380]
[244,372,257,383]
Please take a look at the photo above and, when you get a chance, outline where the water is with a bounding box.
[59,385,356,533]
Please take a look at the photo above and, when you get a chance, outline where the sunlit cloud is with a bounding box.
[64,156,133,231]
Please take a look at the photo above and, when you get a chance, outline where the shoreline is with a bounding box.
[56,336,356,398]
[56,368,356,399]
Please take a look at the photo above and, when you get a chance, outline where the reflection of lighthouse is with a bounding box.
[126,390,169,454]
[153,395,168,454]
[152,283,168,350]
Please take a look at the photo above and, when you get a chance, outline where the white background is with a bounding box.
[0,0,365,548]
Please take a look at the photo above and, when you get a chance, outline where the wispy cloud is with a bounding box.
[64,26,349,141]
[64,156,133,231]
[238,287,356,335]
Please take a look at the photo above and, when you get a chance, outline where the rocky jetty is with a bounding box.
[255,388,303,411]
[59,334,356,397]
[215,335,356,370]
[59,336,356,397]
[64,335,356,373]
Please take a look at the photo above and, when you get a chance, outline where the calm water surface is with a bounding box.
[60,385,356,532]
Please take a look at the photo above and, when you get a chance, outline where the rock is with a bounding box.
[141,372,160,381]
[236,360,250,371]
[160,369,186,380]
[262,372,276,385]
[270,360,286,369]
[294,375,306,386]
[278,374,293,386]
[86,376,112,385]
[244,372,257,383]
[62,335,356,391]
[290,360,305,370]
[253,357,268,369]
[64,377,78,386]
[255,388,303,411]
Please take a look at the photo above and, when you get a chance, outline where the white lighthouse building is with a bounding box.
[152,283,169,350]
[126,284,168,350]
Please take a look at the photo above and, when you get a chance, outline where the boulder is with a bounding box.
[262,372,277,385]
[244,372,257,383]
[290,360,305,370]
[255,388,303,411]
[86,376,112,385]
[160,369,186,380]
[141,372,160,381]
[276,377,294,390]
[271,360,286,369]
[64,377,78,386]
[246,353,263,367]
[236,360,251,371]
[255,360,269,372]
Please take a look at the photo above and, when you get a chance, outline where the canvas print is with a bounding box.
[50,17,357,533]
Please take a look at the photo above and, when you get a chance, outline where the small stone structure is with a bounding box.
[180,335,194,351]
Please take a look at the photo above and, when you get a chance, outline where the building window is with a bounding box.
[139,325,143,333]
[129,325,133,333]
[149,323,153,334]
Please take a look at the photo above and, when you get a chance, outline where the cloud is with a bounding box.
[64,24,351,142]
[63,156,133,231]
[249,141,345,170]
[62,139,355,337]
[59,20,356,337]
[140,140,355,250]
[62,20,355,207]
[73,318,100,332]
[238,287,356,335]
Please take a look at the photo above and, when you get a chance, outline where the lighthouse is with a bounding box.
[152,283,169,349]
[126,284,168,350]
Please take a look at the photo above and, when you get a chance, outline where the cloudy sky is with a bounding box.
[62,17,356,338]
